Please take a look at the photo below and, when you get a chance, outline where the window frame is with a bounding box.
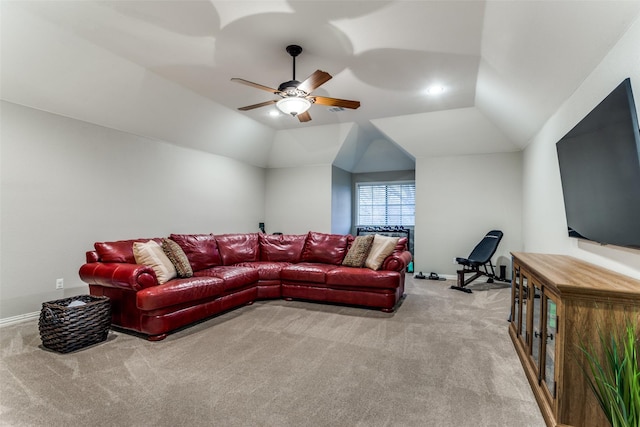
[355,180,416,227]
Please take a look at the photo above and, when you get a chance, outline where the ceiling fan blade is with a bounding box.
[231,78,280,94]
[313,96,361,110]
[297,70,332,94]
[297,111,312,122]
[237,100,277,111]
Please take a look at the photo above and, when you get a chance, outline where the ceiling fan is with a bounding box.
[231,44,360,123]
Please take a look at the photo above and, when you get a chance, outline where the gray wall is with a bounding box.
[415,152,523,277]
[521,15,640,278]
[264,165,332,235]
[331,166,352,235]
[1,101,266,320]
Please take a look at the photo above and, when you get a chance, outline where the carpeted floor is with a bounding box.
[0,278,545,427]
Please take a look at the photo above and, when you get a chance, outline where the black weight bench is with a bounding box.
[451,230,503,293]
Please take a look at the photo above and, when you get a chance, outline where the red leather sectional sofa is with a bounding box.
[79,231,412,341]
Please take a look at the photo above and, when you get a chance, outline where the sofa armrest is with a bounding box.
[79,262,158,292]
[381,250,412,272]
[86,250,99,263]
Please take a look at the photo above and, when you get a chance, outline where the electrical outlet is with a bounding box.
[56,278,64,289]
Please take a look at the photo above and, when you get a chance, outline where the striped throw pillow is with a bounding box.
[342,235,375,267]
[162,238,193,278]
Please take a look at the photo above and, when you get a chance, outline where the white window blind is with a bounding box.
[357,182,415,226]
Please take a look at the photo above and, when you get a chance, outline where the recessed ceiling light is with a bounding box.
[269,110,280,117]
[425,85,445,95]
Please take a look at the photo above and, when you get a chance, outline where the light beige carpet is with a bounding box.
[0,278,545,427]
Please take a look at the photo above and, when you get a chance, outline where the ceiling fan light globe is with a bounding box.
[276,97,311,117]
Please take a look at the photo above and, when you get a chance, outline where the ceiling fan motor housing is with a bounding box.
[277,80,309,98]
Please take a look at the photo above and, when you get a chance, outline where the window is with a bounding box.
[357,182,415,226]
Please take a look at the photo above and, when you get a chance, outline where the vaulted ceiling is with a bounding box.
[2,1,639,171]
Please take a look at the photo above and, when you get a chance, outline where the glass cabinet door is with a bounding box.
[520,273,529,344]
[512,265,521,331]
[542,296,558,399]
[531,282,543,373]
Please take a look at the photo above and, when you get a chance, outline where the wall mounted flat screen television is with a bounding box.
[556,78,640,249]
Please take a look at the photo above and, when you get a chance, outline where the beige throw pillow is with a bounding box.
[364,234,399,270]
[133,240,177,284]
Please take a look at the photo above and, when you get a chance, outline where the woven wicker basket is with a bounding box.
[39,295,111,353]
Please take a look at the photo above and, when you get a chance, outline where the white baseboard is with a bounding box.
[0,311,39,327]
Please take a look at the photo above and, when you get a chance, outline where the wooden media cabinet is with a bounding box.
[509,252,640,427]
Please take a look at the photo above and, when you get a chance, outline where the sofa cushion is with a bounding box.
[133,240,177,285]
[259,234,306,262]
[162,238,193,278]
[169,233,221,271]
[236,261,291,281]
[300,231,350,265]
[194,265,259,292]
[281,262,339,284]
[342,235,375,267]
[326,267,400,289]
[95,238,160,263]
[365,235,400,270]
[215,233,259,265]
[136,276,225,311]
